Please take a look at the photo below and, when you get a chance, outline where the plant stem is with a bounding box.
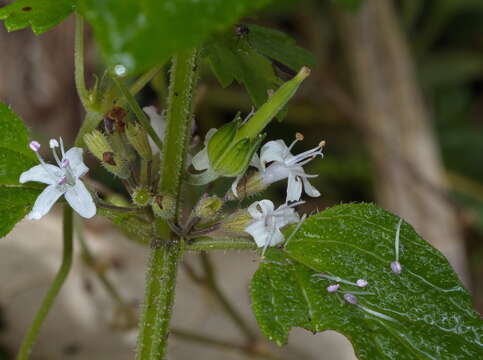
[16,206,74,360]
[187,237,257,251]
[136,48,198,360]
[74,14,89,109]
[112,76,164,152]
[199,253,257,343]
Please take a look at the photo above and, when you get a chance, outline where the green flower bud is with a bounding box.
[84,130,113,160]
[220,210,252,235]
[132,186,152,207]
[126,122,152,160]
[195,196,224,219]
[152,194,176,219]
[207,114,240,165]
[225,170,267,201]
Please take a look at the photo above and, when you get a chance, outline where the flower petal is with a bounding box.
[205,128,217,145]
[143,106,166,151]
[245,220,270,247]
[27,185,64,220]
[65,181,96,218]
[250,152,262,170]
[64,147,89,178]
[259,140,288,169]
[20,164,62,185]
[192,147,210,171]
[302,177,321,197]
[286,175,303,202]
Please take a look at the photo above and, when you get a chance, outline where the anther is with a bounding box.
[49,139,59,148]
[356,279,368,288]
[327,284,340,293]
[319,140,326,148]
[343,293,357,305]
[29,141,41,152]
[61,159,70,168]
[391,261,402,275]
[57,176,67,185]
[295,132,304,141]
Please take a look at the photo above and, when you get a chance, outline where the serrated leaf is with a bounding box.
[0,185,41,238]
[0,103,36,185]
[251,203,483,359]
[246,24,316,72]
[78,0,273,75]
[0,0,76,35]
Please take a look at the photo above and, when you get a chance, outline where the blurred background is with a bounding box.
[1,0,482,359]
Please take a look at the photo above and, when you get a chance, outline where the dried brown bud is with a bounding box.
[103,151,116,165]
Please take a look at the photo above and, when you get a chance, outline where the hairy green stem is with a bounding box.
[136,48,198,360]
[112,76,164,152]
[74,14,89,109]
[16,206,74,360]
[187,237,257,251]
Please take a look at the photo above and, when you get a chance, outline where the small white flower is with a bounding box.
[143,106,166,151]
[245,200,301,251]
[254,134,324,202]
[19,138,96,220]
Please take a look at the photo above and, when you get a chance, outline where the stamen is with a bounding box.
[49,139,59,148]
[327,284,340,293]
[391,261,402,275]
[356,279,368,287]
[295,132,304,141]
[394,218,402,262]
[59,137,66,158]
[29,141,41,152]
[286,145,323,166]
[284,213,306,248]
[51,143,62,167]
[319,140,326,148]
[57,176,67,185]
[314,273,362,288]
[343,293,357,305]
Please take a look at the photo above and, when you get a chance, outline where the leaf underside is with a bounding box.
[251,203,483,359]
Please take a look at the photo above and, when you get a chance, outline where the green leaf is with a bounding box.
[0,185,41,238]
[0,103,36,185]
[205,32,282,111]
[246,24,316,72]
[78,0,273,75]
[251,203,483,358]
[0,0,76,35]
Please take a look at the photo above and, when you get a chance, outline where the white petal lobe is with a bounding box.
[65,181,96,218]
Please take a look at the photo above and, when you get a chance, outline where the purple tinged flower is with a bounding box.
[356,279,368,287]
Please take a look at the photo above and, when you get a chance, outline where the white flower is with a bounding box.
[191,128,217,171]
[143,106,166,152]
[19,138,96,220]
[254,135,324,202]
[245,200,301,250]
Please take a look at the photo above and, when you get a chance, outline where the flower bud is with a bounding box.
[226,170,267,200]
[125,122,152,160]
[220,209,252,235]
[194,196,223,219]
[151,194,176,219]
[132,186,152,207]
[84,130,130,179]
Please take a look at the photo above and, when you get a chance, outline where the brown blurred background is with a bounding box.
[1,0,483,359]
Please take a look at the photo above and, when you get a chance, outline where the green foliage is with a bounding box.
[0,0,75,35]
[251,204,483,358]
[205,24,314,112]
[205,31,281,110]
[78,0,273,75]
[333,0,363,12]
[0,186,41,238]
[0,103,36,185]
[0,103,40,237]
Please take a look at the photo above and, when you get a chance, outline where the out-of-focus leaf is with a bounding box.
[0,185,41,238]
[251,203,483,358]
[78,0,273,75]
[332,0,363,12]
[0,0,75,35]
[246,24,315,72]
[205,32,282,110]
[0,103,36,185]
